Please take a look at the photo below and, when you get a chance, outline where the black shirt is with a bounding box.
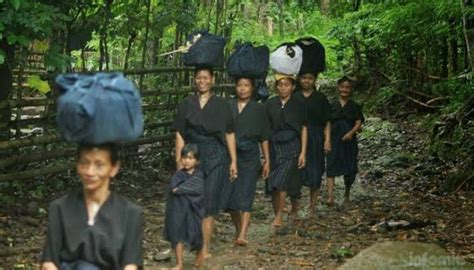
[42,191,143,269]
[171,95,235,144]
[265,95,308,135]
[294,90,331,127]
[229,99,271,143]
[330,99,365,125]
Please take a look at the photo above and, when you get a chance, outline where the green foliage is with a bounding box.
[332,246,353,260]
[432,79,474,114]
[330,0,464,79]
[0,49,4,64]
[44,44,73,71]
[26,75,50,94]
[0,0,65,44]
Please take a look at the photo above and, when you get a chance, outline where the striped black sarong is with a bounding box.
[303,124,325,189]
[187,130,230,216]
[266,130,302,199]
[227,140,260,212]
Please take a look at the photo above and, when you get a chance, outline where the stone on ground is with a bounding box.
[339,241,472,270]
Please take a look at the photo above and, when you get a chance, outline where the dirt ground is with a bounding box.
[0,116,473,269]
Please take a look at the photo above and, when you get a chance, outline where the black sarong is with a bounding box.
[266,130,302,199]
[326,119,359,177]
[302,124,325,189]
[187,130,230,216]
[227,140,260,211]
[164,170,205,251]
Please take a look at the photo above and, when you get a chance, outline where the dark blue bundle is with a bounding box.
[227,42,269,79]
[182,30,226,68]
[55,72,144,144]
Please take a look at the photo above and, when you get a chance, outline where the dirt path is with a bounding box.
[0,116,472,269]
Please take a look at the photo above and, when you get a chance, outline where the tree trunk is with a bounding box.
[461,0,473,71]
[449,37,458,74]
[442,40,449,78]
[139,0,152,90]
[99,37,104,71]
[214,0,222,34]
[104,35,110,70]
[353,0,361,11]
[150,35,161,67]
[0,38,14,141]
[80,48,86,71]
[352,37,362,74]
[277,0,284,38]
[320,0,330,15]
[206,0,214,31]
[124,31,137,70]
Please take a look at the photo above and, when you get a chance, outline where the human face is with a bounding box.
[181,152,198,172]
[276,78,295,100]
[299,73,316,91]
[236,78,253,101]
[194,70,214,94]
[77,148,120,193]
[338,81,352,99]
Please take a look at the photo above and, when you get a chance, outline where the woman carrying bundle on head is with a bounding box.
[225,42,271,245]
[171,66,238,259]
[295,72,331,216]
[42,73,144,270]
[225,77,271,245]
[266,43,308,226]
[265,73,308,226]
[294,37,331,217]
[326,76,365,206]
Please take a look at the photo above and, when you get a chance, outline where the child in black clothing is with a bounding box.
[164,144,205,269]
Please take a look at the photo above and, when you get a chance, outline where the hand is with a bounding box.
[176,160,183,170]
[229,161,238,181]
[342,132,354,142]
[41,262,58,270]
[172,188,178,193]
[324,140,332,154]
[297,153,306,169]
[261,160,270,180]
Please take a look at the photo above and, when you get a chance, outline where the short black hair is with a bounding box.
[337,75,353,86]
[194,66,214,77]
[235,77,256,89]
[181,143,199,160]
[77,143,120,165]
[298,72,319,79]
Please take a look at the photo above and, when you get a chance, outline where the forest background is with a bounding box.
[0,0,473,201]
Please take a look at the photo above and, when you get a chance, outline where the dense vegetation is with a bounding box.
[1,0,473,189]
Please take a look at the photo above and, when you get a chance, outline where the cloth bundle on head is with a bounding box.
[55,72,144,144]
[295,37,326,75]
[182,30,226,68]
[227,42,269,79]
[269,43,303,77]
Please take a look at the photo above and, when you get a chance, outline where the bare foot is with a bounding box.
[327,199,334,207]
[171,265,183,270]
[233,230,240,244]
[343,197,351,205]
[271,217,283,227]
[235,237,248,246]
[193,255,204,268]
